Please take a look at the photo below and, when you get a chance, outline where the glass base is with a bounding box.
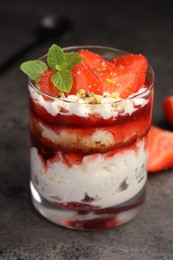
[30,181,146,231]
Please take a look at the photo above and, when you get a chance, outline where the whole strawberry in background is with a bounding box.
[147,95,173,173]
[147,126,173,173]
[163,95,173,127]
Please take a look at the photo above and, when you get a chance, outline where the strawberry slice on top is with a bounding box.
[38,49,148,99]
[69,63,102,95]
[77,50,148,98]
[96,64,138,98]
[111,54,148,93]
[40,69,61,99]
[21,44,149,99]
[39,65,102,98]
[78,49,108,74]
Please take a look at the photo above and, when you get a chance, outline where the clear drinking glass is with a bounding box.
[29,46,154,230]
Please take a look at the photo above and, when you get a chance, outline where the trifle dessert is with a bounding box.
[21,44,154,230]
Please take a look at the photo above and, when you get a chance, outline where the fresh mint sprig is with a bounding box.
[47,44,64,70]
[20,44,82,92]
[51,70,72,93]
[20,60,48,82]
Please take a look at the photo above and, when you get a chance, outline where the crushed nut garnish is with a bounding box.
[119,65,124,69]
[77,89,86,98]
[106,78,114,84]
[59,92,65,98]
[76,89,102,104]
[111,92,120,99]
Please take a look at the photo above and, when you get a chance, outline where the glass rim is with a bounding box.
[28,45,155,105]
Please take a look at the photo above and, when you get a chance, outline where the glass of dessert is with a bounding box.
[21,44,154,230]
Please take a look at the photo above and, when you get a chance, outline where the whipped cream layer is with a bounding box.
[31,139,147,208]
[29,85,149,119]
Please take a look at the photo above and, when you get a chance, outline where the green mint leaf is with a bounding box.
[55,62,68,71]
[20,44,82,94]
[20,60,48,82]
[51,70,72,92]
[65,52,82,70]
[47,44,65,69]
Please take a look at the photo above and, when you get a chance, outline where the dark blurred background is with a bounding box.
[1,1,173,259]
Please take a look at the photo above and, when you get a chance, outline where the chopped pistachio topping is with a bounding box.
[76,89,102,104]
[106,78,114,84]
[111,92,120,99]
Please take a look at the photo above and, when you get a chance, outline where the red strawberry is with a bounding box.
[78,50,148,98]
[39,51,148,99]
[97,64,139,98]
[78,49,108,73]
[147,126,173,172]
[70,63,102,95]
[63,153,83,167]
[40,69,61,99]
[111,54,148,94]
[163,96,173,126]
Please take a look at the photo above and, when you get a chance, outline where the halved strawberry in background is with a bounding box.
[40,69,61,99]
[163,95,173,126]
[147,126,173,172]
[69,63,103,95]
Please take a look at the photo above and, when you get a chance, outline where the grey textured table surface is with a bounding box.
[0,1,173,259]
